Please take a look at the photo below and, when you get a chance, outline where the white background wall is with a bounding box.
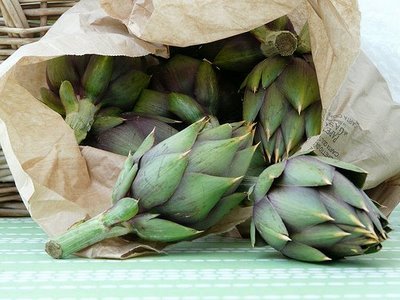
[359,0,400,102]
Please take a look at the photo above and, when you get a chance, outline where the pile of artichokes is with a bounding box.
[40,17,391,262]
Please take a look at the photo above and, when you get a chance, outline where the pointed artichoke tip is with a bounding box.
[318,213,335,222]
[297,105,302,115]
[323,177,332,185]
[265,153,272,163]
[323,256,333,262]
[362,205,370,213]
[232,176,244,184]
[336,231,351,238]
[181,150,191,158]
[265,130,271,141]
[280,234,291,242]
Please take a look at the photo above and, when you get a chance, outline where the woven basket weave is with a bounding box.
[0,1,78,216]
[0,0,78,63]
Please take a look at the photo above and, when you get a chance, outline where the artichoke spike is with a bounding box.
[257,125,275,163]
[273,128,286,163]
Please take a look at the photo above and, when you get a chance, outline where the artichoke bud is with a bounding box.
[168,92,207,124]
[152,54,201,95]
[252,154,391,262]
[46,56,79,93]
[81,55,114,101]
[45,119,256,257]
[101,70,151,110]
[194,60,219,115]
[133,89,170,118]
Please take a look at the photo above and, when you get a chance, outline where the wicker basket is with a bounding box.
[0,1,78,216]
[0,0,78,63]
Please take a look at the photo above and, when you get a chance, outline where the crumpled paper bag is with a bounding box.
[0,0,398,259]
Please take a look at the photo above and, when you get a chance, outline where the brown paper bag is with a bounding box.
[0,0,398,259]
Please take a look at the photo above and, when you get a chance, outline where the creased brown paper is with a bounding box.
[0,0,399,259]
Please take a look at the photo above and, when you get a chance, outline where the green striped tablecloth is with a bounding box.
[0,208,399,300]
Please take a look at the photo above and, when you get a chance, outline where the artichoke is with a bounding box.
[241,22,322,165]
[250,154,390,262]
[149,54,220,125]
[45,118,257,258]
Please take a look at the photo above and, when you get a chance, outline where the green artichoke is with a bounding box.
[250,154,390,262]
[45,118,256,258]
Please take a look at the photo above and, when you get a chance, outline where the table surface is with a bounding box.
[0,207,399,300]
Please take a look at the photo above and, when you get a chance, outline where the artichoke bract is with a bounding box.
[250,154,390,262]
[45,118,257,259]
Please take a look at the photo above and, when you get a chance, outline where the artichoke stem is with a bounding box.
[251,27,298,57]
[45,198,139,259]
